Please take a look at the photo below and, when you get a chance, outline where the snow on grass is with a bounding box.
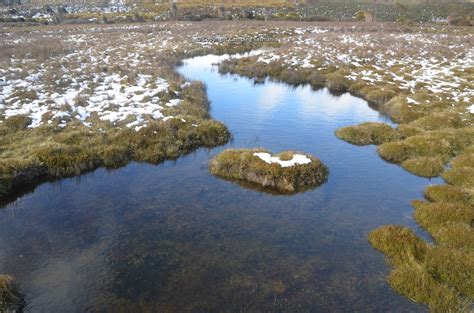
[468,104,474,114]
[254,152,312,167]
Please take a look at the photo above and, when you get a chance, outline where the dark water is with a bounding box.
[0,54,439,312]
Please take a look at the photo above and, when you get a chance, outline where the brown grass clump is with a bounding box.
[335,122,400,146]
[0,275,22,311]
[209,149,328,193]
[3,115,32,132]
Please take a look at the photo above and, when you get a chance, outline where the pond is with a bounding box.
[0,54,439,312]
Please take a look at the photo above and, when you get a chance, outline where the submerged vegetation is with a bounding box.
[210,149,328,193]
[0,275,21,311]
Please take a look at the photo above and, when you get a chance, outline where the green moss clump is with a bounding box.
[335,122,399,146]
[209,149,328,193]
[401,156,445,178]
[0,275,22,311]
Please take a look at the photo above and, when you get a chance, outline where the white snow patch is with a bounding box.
[253,152,312,168]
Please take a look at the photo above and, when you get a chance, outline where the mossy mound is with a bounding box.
[0,275,22,311]
[335,122,399,146]
[209,149,328,193]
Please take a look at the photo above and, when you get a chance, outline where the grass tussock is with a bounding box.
[412,200,473,233]
[0,275,21,311]
[401,156,445,178]
[376,128,474,177]
[369,226,471,312]
[424,184,472,205]
[442,150,474,188]
[335,122,399,146]
[209,149,328,193]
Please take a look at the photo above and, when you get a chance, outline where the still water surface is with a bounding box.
[0,55,439,312]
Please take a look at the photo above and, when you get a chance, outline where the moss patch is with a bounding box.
[209,149,328,193]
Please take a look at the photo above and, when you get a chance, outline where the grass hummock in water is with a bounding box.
[209,149,328,193]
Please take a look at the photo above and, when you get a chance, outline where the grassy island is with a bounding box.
[209,149,328,193]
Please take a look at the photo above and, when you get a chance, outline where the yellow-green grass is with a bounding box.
[376,128,474,177]
[401,156,445,178]
[209,149,328,193]
[442,150,474,188]
[335,122,400,146]
[424,184,473,205]
[368,150,474,312]
[0,275,21,311]
[0,118,230,198]
[369,226,472,312]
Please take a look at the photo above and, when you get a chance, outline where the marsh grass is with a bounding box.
[0,79,231,198]
[209,149,328,193]
[335,122,399,146]
[401,156,445,178]
[369,149,473,311]
[369,226,471,312]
